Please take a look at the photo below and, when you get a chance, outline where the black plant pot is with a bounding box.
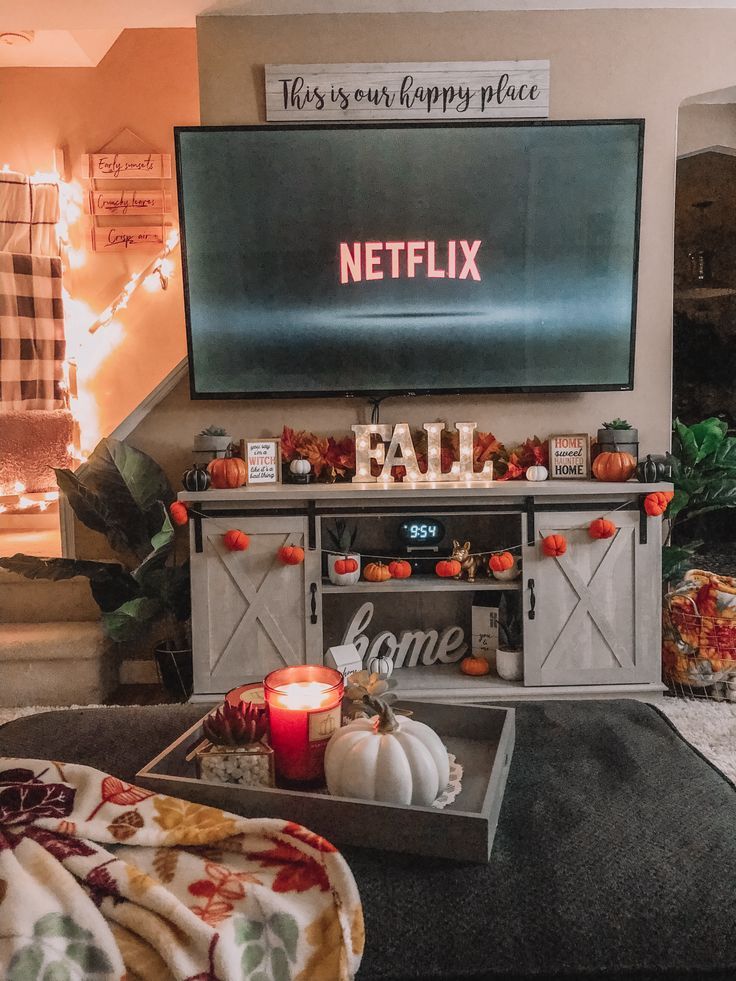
[155,643,193,701]
[596,427,639,460]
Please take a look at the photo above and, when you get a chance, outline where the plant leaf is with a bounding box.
[666,489,690,521]
[242,944,265,972]
[234,918,264,944]
[662,544,699,582]
[55,465,148,558]
[270,946,291,981]
[102,597,161,643]
[66,942,114,973]
[90,438,174,514]
[150,506,175,551]
[34,912,92,941]
[269,912,299,961]
[8,944,43,981]
[0,554,140,614]
[703,435,736,473]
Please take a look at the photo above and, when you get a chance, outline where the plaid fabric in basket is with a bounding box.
[0,251,66,410]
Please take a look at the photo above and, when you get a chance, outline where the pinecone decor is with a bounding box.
[197,700,274,788]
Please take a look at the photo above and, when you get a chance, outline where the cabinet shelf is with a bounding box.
[321,575,521,594]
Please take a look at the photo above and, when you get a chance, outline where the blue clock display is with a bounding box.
[398,518,445,546]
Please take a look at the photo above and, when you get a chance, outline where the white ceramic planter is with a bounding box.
[327,553,361,586]
[496,647,523,682]
[491,558,521,582]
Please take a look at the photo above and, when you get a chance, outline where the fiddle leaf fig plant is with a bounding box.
[0,437,190,644]
[662,417,736,579]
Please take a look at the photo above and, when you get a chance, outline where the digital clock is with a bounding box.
[398,518,445,547]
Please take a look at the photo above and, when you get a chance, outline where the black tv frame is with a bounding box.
[175,119,644,401]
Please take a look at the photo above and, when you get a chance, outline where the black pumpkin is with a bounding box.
[182,464,211,492]
[636,454,672,483]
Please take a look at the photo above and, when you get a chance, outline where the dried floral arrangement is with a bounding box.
[280,426,548,483]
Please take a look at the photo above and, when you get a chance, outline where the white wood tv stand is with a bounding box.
[180,480,668,703]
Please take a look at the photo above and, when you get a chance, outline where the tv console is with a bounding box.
[180,480,668,703]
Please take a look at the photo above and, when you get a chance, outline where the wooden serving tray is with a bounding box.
[136,700,515,863]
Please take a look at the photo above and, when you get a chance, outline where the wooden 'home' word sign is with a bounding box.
[548,434,591,479]
[265,61,550,122]
[342,602,467,668]
[352,422,494,483]
[82,153,172,180]
[87,189,172,217]
[91,225,167,252]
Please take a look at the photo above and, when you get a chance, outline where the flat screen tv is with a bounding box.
[175,120,643,399]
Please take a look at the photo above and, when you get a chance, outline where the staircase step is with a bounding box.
[0,621,116,706]
[0,570,99,622]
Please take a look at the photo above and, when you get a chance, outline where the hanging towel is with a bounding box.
[0,170,59,257]
[0,251,67,410]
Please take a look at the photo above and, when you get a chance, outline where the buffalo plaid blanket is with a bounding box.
[0,251,66,410]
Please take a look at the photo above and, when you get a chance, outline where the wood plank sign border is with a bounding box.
[245,439,282,485]
[265,61,550,122]
[548,435,591,480]
[82,153,172,180]
[91,225,167,253]
[87,189,172,217]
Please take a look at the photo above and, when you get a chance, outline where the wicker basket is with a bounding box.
[663,590,736,699]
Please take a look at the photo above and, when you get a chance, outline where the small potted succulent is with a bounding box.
[495,594,523,682]
[194,425,232,458]
[597,419,639,460]
[326,519,361,585]
[195,700,274,787]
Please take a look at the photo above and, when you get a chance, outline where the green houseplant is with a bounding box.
[0,438,192,695]
[597,418,639,458]
[662,417,736,580]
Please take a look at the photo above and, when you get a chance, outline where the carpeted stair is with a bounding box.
[0,571,116,706]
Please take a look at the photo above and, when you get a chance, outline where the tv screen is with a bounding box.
[176,120,643,399]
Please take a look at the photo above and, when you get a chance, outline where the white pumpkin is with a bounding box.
[365,652,394,678]
[525,465,548,482]
[325,698,449,806]
[289,458,311,476]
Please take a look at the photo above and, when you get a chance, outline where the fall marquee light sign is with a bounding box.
[352,422,495,483]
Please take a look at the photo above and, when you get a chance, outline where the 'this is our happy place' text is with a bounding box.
[339,240,482,284]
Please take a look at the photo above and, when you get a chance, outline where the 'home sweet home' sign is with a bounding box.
[265,61,550,122]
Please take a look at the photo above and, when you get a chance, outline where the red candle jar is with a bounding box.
[264,665,344,785]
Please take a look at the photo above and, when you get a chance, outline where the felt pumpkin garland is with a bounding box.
[278,545,305,565]
[223,529,250,552]
[489,551,514,573]
[643,491,672,517]
[169,501,189,526]
[588,518,617,540]
[435,559,462,578]
[542,533,567,557]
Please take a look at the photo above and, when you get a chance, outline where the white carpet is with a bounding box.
[0,699,734,785]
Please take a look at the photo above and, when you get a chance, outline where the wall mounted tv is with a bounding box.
[175,120,643,399]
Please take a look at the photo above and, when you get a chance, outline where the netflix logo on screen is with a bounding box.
[339,239,482,284]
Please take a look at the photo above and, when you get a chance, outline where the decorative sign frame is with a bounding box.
[87,189,172,217]
[265,61,550,122]
[245,439,282,485]
[91,225,168,253]
[81,153,172,180]
[548,434,591,480]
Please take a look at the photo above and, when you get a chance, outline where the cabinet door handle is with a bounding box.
[527,578,536,620]
[309,582,318,625]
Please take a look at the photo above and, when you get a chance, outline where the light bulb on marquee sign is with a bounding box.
[351,422,494,483]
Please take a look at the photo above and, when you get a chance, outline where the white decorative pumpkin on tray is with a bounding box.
[325,695,450,807]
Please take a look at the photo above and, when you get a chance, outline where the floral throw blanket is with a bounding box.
[0,759,364,981]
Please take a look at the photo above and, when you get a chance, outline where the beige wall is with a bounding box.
[678,104,736,158]
[129,10,736,482]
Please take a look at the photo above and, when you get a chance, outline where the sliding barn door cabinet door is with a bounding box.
[522,509,661,687]
[190,516,321,695]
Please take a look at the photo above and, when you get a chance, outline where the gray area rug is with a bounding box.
[1,699,735,980]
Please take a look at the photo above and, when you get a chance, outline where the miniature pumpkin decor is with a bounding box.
[207,456,247,489]
[334,557,358,575]
[288,458,311,476]
[324,695,450,806]
[460,655,491,676]
[366,652,395,678]
[388,560,412,580]
[278,544,305,565]
[169,502,189,526]
[223,529,250,552]
[591,451,637,483]
[588,518,617,540]
[435,559,462,578]
[489,551,514,573]
[182,464,211,492]
[644,491,669,517]
[525,465,549,482]
[363,562,392,583]
[542,534,567,557]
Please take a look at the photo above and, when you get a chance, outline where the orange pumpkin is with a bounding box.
[388,560,412,579]
[435,559,462,578]
[489,551,514,573]
[588,518,616,540]
[334,557,358,575]
[460,656,491,676]
[207,456,247,489]
[363,562,392,582]
[542,534,567,557]
[223,529,250,551]
[278,545,305,565]
[169,501,189,526]
[592,451,637,482]
[644,491,669,517]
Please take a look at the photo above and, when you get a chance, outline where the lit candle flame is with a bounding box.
[276,681,332,710]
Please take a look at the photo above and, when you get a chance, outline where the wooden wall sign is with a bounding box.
[341,602,467,669]
[87,189,172,217]
[82,153,172,180]
[548,434,591,479]
[246,439,281,485]
[91,225,167,252]
[265,61,550,122]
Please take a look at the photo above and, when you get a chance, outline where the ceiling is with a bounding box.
[3,0,736,66]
